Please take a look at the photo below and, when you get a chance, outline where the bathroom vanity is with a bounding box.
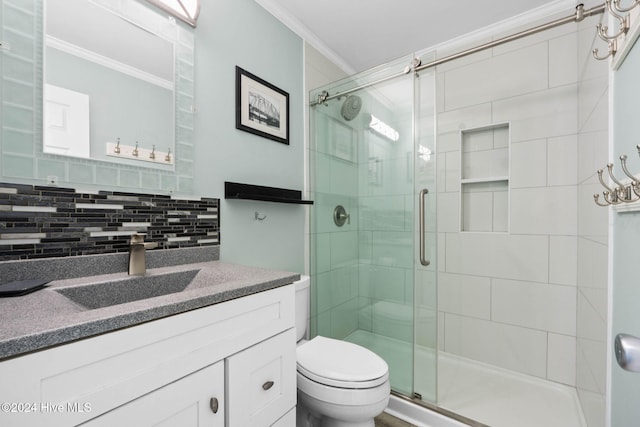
[0,260,298,427]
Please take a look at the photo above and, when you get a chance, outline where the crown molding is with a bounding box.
[254,0,356,75]
[257,0,577,75]
[416,0,578,58]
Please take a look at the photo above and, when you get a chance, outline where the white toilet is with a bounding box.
[294,276,390,427]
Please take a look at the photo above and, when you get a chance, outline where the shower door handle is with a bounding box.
[419,189,430,266]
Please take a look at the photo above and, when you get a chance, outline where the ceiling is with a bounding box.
[255,0,580,73]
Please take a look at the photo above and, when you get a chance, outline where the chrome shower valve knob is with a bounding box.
[333,205,350,227]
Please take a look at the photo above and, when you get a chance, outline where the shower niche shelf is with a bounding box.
[459,123,510,233]
[224,181,314,204]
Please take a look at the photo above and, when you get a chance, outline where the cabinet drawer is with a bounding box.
[227,328,296,427]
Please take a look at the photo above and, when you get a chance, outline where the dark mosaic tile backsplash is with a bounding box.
[0,183,220,261]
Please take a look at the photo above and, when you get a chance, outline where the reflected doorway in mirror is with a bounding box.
[43,84,90,159]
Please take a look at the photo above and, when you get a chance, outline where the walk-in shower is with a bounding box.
[308,4,610,427]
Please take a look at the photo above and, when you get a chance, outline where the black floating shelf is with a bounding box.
[224,181,314,205]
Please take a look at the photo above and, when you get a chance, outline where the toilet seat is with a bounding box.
[297,336,388,389]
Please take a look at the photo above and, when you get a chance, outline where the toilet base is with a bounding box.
[322,418,374,427]
[296,401,321,427]
[297,401,376,427]
[297,389,387,427]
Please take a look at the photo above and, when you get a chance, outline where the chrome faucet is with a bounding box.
[128,233,158,275]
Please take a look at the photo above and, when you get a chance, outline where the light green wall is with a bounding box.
[192,0,305,273]
[611,38,640,427]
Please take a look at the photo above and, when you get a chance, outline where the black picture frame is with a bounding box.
[235,66,289,145]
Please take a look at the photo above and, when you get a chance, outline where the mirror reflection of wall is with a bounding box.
[43,0,175,164]
[0,0,195,194]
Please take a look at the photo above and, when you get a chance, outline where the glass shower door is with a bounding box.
[309,55,436,399]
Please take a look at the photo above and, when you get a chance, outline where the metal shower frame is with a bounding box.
[310,3,607,107]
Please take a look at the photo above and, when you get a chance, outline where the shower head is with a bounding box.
[341,95,362,121]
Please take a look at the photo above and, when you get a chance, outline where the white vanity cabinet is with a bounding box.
[84,361,226,427]
[0,284,296,427]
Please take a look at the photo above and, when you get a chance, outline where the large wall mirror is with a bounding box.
[0,0,195,194]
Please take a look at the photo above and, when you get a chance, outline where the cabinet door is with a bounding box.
[227,328,296,427]
[84,361,225,427]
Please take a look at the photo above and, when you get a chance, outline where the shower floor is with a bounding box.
[345,330,586,427]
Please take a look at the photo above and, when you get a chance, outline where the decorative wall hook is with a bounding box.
[613,0,640,14]
[607,162,626,188]
[597,20,626,41]
[593,39,617,60]
[597,0,629,40]
[594,145,640,206]
[592,0,640,61]
[620,153,640,183]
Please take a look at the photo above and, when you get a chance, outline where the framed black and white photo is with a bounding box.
[235,66,289,145]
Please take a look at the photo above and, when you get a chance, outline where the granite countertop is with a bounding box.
[0,261,299,360]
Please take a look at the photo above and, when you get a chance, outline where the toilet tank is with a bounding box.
[294,275,310,342]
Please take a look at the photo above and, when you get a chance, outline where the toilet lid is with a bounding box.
[297,336,389,389]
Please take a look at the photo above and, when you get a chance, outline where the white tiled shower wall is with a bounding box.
[433,13,608,426]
